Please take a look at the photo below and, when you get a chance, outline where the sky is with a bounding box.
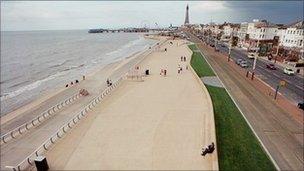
[1,1,303,31]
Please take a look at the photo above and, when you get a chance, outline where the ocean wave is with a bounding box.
[0,71,65,102]
[105,36,145,57]
[49,59,71,69]
[9,80,31,89]
[0,75,23,85]
[62,64,85,72]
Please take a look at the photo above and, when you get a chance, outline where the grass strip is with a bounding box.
[189,44,276,171]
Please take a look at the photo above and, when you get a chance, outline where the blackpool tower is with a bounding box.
[184,4,189,25]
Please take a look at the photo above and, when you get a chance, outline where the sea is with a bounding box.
[0,30,158,115]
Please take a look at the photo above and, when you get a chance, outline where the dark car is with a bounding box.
[298,102,304,110]
[266,64,276,70]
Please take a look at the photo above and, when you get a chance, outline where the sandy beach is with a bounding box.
[43,38,218,170]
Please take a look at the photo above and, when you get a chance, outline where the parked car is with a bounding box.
[247,52,257,59]
[298,102,304,110]
[283,67,295,75]
[236,59,243,65]
[266,64,276,70]
[240,61,249,68]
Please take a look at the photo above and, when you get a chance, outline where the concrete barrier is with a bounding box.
[1,93,81,144]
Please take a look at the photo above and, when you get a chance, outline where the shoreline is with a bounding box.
[0,34,159,125]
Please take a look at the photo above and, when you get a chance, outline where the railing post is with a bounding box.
[11,131,16,139]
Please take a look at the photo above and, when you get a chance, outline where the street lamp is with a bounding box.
[228,32,232,62]
[275,40,280,64]
[251,38,260,80]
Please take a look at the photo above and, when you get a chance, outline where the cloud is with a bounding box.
[1,1,303,31]
[191,1,228,11]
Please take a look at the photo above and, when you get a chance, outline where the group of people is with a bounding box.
[160,69,167,76]
[177,65,183,74]
[106,78,112,87]
[65,79,80,88]
[201,142,215,156]
[65,75,86,88]
[180,56,187,62]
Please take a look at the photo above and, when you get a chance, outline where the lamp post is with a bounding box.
[275,40,280,64]
[228,32,233,62]
[251,38,260,80]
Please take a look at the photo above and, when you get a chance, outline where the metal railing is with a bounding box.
[7,38,169,171]
[1,93,81,144]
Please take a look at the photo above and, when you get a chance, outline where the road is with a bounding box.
[216,43,304,104]
[186,32,303,170]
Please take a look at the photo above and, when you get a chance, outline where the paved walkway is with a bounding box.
[190,34,303,170]
[201,76,224,88]
[44,39,218,170]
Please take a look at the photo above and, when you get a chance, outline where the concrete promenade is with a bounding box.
[44,39,218,170]
[0,35,162,170]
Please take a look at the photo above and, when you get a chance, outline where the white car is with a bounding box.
[247,52,257,59]
[283,67,295,75]
[240,61,249,68]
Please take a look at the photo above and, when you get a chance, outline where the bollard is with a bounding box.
[34,156,49,171]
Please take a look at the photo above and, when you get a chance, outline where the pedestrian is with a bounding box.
[181,56,183,62]
[186,65,189,70]
[70,81,74,86]
[83,75,85,80]
[106,79,111,87]
[165,48,167,52]
[164,69,167,76]
[65,84,68,88]
[75,79,79,84]
[184,56,186,61]
[160,69,163,76]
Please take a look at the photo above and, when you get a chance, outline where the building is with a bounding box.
[280,21,304,48]
[277,21,304,61]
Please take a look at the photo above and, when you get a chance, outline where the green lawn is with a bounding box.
[189,44,276,171]
[189,44,215,77]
